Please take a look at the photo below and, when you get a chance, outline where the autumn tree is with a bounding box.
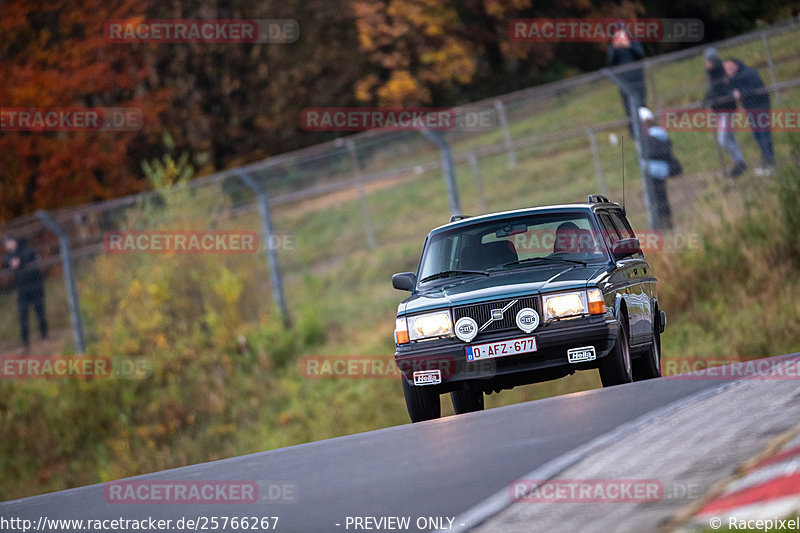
[0,0,172,221]
[350,0,648,106]
[140,0,366,170]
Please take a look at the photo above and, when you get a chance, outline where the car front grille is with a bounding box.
[453,296,539,333]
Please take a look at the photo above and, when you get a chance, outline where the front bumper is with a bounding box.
[395,315,617,393]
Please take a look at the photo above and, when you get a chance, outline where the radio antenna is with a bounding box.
[621,135,626,215]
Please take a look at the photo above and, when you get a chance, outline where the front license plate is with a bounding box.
[567,346,596,363]
[466,337,537,362]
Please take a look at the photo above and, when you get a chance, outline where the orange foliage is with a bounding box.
[0,0,171,221]
[351,0,478,106]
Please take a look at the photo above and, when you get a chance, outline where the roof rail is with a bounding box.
[449,214,472,223]
[587,194,611,204]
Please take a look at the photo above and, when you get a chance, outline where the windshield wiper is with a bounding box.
[420,269,490,283]
[503,256,587,268]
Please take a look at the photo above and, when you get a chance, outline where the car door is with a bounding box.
[608,209,654,345]
[596,210,646,345]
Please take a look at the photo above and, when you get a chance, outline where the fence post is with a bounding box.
[345,138,377,249]
[645,59,660,114]
[422,130,461,216]
[235,170,291,328]
[494,100,517,169]
[468,152,487,213]
[603,68,659,230]
[35,210,86,355]
[586,127,608,195]
[761,31,781,103]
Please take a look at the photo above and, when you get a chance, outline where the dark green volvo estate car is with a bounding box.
[392,196,666,422]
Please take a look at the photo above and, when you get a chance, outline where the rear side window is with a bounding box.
[608,210,635,239]
[596,212,621,245]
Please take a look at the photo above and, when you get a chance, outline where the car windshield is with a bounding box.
[417,211,608,284]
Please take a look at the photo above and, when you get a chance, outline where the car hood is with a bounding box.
[399,263,609,315]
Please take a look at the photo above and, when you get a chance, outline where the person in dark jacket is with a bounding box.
[607,28,646,134]
[2,236,48,349]
[639,107,679,230]
[724,58,775,175]
[703,48,746,177]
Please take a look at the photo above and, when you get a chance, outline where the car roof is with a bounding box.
[429,202,622,235]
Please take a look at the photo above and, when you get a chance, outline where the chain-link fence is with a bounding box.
[1,19,799,355]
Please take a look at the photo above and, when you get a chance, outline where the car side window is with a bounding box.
[609,210,635,239]
[597,212,621,245]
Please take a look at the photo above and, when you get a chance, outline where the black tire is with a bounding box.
[402,379,441,422]
[451,388,484,414]
[633,312,662,381]
[599,318,633,387]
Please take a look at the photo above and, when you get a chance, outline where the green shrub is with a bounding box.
[776,133,800,259]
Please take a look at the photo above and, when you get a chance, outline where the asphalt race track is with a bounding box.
[1,369,742,532]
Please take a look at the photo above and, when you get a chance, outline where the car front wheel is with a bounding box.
[599,320,633,387]
[402,379,441,422]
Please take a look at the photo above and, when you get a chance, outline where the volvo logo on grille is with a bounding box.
[455,317,478,342]
[477,299,519,333]
[516,308,540,333]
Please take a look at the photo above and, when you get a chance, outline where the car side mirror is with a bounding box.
[392,272,416,291]
[611,238,641,260]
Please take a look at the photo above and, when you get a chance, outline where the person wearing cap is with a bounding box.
[639,106,680,230]
[607,27,646,134]
[2,235,48,350]
[724,57,775,175]
[703,47,746,177]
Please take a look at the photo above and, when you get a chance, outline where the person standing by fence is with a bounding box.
[2,236,48,351]
[703,48,746,178]
[724,58,776,176]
